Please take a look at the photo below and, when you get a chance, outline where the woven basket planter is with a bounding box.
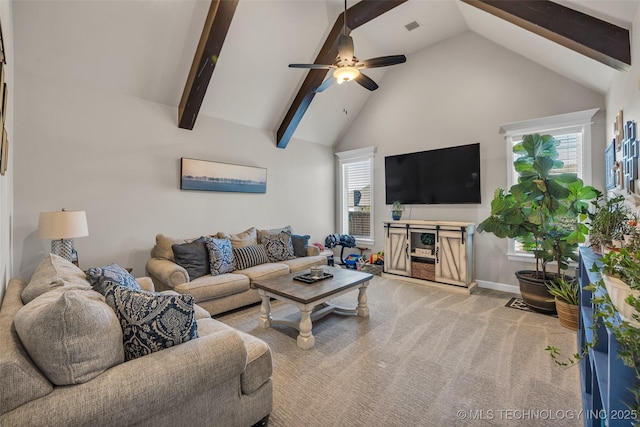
[555,298,579,331]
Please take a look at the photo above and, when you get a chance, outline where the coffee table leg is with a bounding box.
[259,290,272,328]
[297,308,315,349]
[356,282,370,318]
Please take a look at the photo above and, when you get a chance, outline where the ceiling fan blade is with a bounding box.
[338,34,354,61]
[289,63,333,69]
[355,73,378,91]
[316,77,336,93]
[358,55,407,69]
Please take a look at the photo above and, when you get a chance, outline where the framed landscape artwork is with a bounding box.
[180,158,267,193]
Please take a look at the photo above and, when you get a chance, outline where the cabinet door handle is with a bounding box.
[435,247,439,263]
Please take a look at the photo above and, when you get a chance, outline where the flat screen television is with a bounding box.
[385,143,481,205]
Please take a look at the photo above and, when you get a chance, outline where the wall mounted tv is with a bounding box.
[385,143,481,205]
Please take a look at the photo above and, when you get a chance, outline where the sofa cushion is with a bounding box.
[21,253,91,304]
[206,237,236,276]
[217,227,258,249]
[175,273,251,302]
[291,234,311,258]
[259,231,295,262]
[86,263,141,295]
[280,255,327,273]
[256,225,293,242]
[233,244,270,270]
[104,283,199,361]
[238,262,290,283]
[0,279,54,414]
[154,234,188,261]
[14,286,124,386]
[172,236,210,280]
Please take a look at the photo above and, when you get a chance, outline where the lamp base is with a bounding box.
[51,239,74,263]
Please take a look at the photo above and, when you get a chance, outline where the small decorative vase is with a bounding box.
[391,210,402,220]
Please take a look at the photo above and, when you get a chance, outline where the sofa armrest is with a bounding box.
[2,330,248,426]
[306,245,320,256]
[135,277,155,292]
[146,258,189,289]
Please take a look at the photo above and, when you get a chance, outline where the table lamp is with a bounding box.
[38,209,89,262]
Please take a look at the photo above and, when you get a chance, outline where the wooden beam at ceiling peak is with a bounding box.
[461,0,631,71]
[276,0,408,149]
[178,0,239,130]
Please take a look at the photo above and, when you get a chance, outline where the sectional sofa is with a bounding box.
[146,226,327,315]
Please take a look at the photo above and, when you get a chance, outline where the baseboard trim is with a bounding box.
[476,279,520,295]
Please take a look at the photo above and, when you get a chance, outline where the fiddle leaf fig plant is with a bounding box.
[478,134,598,278]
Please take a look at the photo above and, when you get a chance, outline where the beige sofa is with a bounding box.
[0,255,272,427]
[146,226,327,315]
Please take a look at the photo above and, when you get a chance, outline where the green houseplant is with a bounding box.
[587,194,632,252]
[546,276,579,330]
[477,133,598,312]
[391,200,404,221]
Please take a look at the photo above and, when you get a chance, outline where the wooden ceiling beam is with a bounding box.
[276,0,408,149]
[461,0,631,71]
[178,0,239,130]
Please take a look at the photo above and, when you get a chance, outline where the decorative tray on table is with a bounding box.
[293,272,334,283]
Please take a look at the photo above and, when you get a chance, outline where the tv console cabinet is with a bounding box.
[382,220,476,293]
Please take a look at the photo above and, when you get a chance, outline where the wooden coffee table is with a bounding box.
[254,267,372,349]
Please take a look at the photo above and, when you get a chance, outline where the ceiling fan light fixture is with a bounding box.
[333,66,360,84]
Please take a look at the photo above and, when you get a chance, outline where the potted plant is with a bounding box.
[478,133,598,313]
[587,194,632,253]
[546,276,579,330]
[598,248,640,327]
[391,200,404,220]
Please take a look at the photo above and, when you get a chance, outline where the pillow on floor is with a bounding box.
[104,283,198,361]
[233,245,270,270]
[14,286,124,385]
[172,236,209,280]
[86,263,141,295]
[206,237,236,275]
[259,231,295,262]
[291,234,311,258]
[22,253,91,304]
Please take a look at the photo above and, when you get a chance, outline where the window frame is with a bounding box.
[500,108,598,262]
[335,147,376,247]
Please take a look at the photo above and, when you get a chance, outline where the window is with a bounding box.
[500,109,598,260]
[335,147,375,245]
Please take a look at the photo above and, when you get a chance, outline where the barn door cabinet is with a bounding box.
[383,220,476,292]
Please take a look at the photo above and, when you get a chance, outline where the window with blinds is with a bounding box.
[335,147,375,244]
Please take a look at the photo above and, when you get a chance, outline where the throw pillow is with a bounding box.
[205,237,236,276]
[291,234,311,258]
[172,237,209,280]
[233,245,270,270]
[154,234,188,261]
[216,227,258,249]
[104,282,199,361]
[86,263,141,295]
[259,231,295,262]
[256,225,293,243]
[14,286,124,385]
[22,253,91,304]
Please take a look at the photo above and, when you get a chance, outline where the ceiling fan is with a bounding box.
[289,0,406,93]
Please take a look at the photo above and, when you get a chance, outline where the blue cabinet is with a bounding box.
[578,247,637,426]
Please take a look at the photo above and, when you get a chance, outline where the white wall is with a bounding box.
[607,8,640,174]
[336,31,606,289]
[0,1,13,303]
[12,69,334,279]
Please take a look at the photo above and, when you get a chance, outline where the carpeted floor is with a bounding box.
[218,275,581,426]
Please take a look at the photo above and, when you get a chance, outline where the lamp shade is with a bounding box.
[38,210,89,240]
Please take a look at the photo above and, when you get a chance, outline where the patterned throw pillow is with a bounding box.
[259,231,295,262]
[103,283,198,361]
[172,237,210,280]
[291,234,311,258]
[233,245,270,270]
[205,237,236,276]
[86,263,141,295]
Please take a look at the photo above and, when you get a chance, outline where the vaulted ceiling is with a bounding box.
[14,1,639,147]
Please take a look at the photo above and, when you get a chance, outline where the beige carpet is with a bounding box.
[218,276,582,426]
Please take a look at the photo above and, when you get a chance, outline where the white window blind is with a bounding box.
[335,147,375,244]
